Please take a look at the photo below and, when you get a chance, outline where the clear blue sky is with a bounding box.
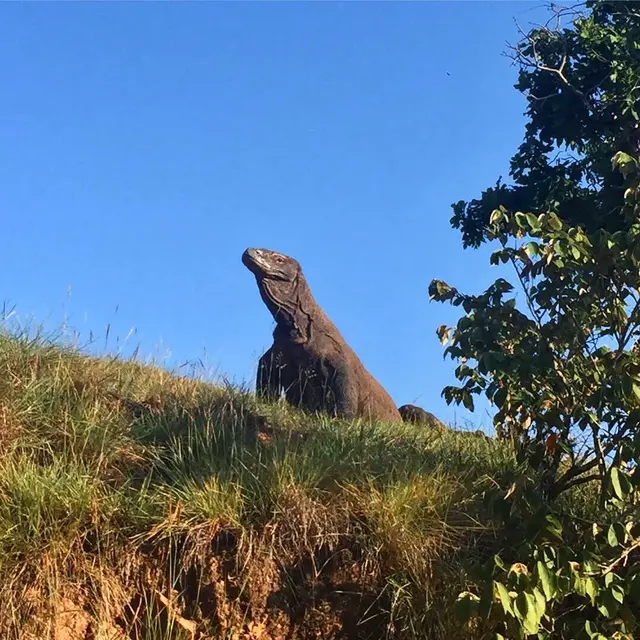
[0,1,551,431]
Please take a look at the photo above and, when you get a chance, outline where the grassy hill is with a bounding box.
[0,327,584,639]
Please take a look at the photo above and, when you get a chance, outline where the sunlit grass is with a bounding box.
[0,321,563,639]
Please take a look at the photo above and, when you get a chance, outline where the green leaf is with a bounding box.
[609,467,633,501]
[598,587,620,618]
[611,522,627,546]
[526,212,540,229]
[536,561,556,600]
[490,208,504,225]
[611,583,625,604]
[547,214,563,231]
[523,592,542,635]
[462,391,474,412]
[525,241,540,257]
[585,621,598,639]
[584,577,598,605]
[612,151,638,178]
[545,514,563,540]
[611,467,625,500]
[513,590,528,622]
[515,212,527,228]
[494,581,513,617]
[541,546,556,565]
[454,591,479,623]
[532,587,546,619]
[607,524,619,547]
[597,600,612,618]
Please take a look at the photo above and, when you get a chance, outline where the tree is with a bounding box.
[452,1,640,249]
[437,209,640,635]
[432,2,640,636]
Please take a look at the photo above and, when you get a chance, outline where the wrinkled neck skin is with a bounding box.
[256,272,316,344]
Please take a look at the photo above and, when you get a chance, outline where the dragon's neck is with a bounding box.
[259,274,319,341]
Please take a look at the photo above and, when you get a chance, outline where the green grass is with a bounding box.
[0,324,580,639]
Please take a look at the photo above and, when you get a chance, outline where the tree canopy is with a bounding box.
[433,2,640,637]
[452,1,640,248]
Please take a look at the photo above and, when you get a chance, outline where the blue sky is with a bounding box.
[0,1,552,431]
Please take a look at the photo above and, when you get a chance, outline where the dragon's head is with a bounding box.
[242,248,301,282]
[242,248,306,324]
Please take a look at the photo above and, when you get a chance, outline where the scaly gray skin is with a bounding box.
[242,247,401,422]
[397,404,445,428]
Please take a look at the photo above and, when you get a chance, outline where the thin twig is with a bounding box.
[602,537,640,576]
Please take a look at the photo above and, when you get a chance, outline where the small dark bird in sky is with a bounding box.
[446,71,451,76]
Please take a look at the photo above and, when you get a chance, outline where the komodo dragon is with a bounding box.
[398,404,444,428]
[242,247,402,422]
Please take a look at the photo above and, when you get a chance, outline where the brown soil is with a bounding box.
[15,528,391,640]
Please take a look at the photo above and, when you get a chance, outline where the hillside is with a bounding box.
[0,327,580,640]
